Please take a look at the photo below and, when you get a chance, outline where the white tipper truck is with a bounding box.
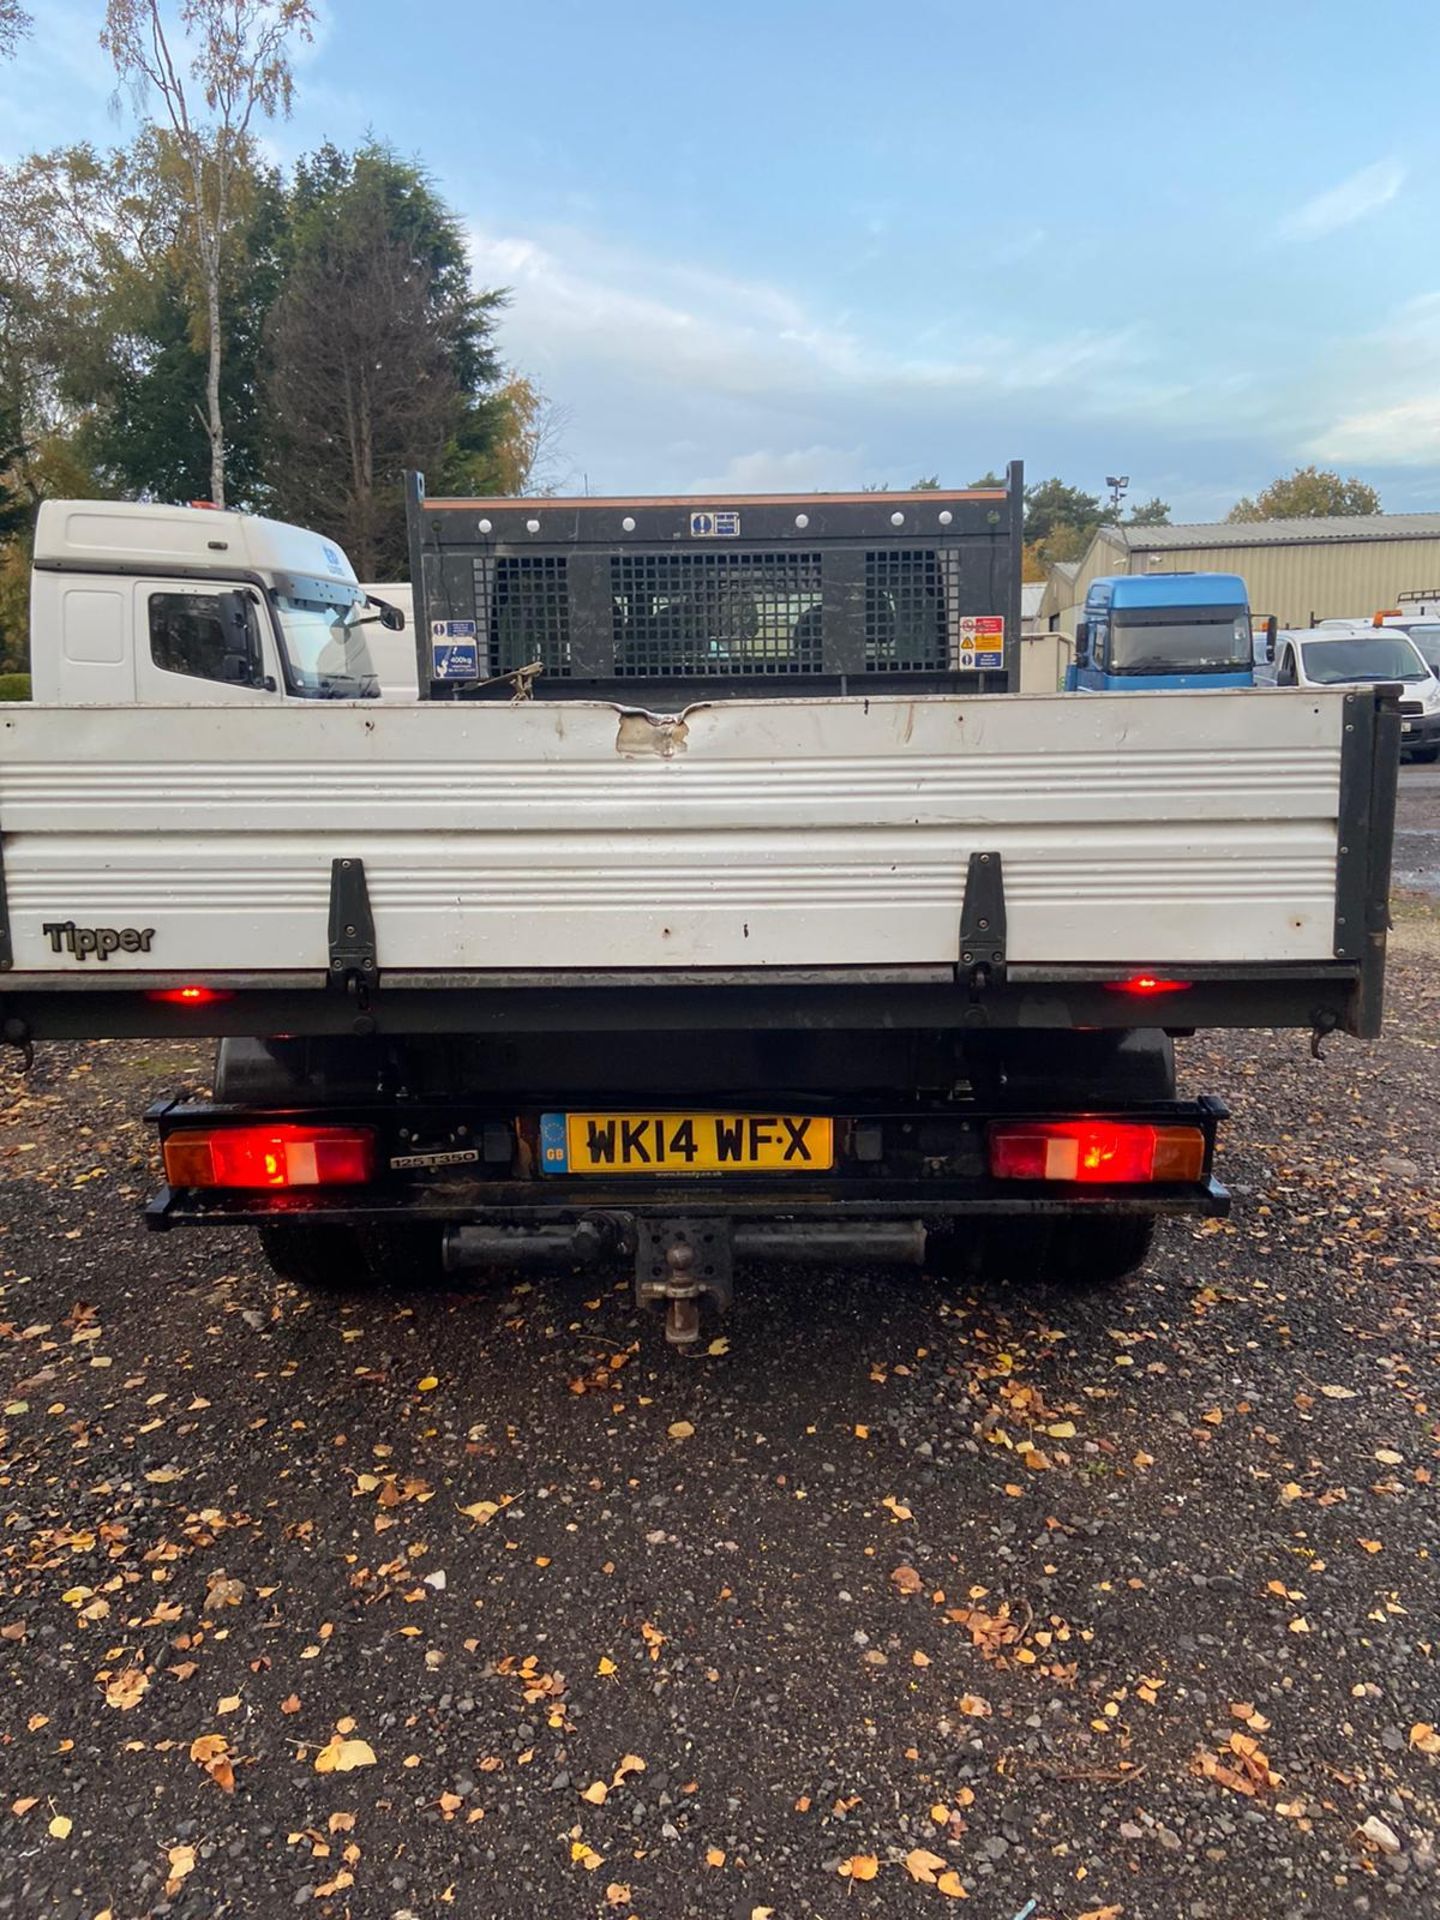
[0,470,1400,1343]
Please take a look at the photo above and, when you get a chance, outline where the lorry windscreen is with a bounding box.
[275,596,381,699]
[1299,636,1427,684]
[1108,604,1251,676]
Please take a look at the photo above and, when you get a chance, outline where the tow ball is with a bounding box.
[634,1219,733,1347]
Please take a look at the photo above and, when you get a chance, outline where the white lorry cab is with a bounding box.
[30,499,407,705]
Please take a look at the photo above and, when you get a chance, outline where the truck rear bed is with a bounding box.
[0,684,1396,1039]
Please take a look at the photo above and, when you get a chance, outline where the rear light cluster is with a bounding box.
[989,1120,1205,1184]
[163,1125,376,1190]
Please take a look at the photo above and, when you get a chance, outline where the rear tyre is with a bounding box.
[1051,1214,1155,1288]
[258,1223,373,1293]
[257,1222,446,1292]
[928,1214,1156,1289]
[359,1224,446,1287]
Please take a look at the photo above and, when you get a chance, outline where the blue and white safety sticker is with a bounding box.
[689,509,741,538]
[430,619,479,680]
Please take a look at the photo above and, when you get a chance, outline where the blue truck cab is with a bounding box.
[1068,572,1255,691]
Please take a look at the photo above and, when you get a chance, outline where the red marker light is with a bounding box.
[147,985,234,1005]
[1104,975,1191,997]
[990,1120,1206,1184]
[163,1124,376,1190]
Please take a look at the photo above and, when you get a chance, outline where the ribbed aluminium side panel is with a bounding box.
[0,690,1349,972]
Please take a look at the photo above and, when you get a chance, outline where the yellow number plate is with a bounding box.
[544,1112,834,1175]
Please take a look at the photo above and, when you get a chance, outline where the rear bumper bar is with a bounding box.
[144,1094,1231,1231]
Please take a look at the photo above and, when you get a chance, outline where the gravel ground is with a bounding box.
[1,913,1437,1920]
[1394,763,1440,899]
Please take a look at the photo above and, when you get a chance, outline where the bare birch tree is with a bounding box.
[101,0,314,506]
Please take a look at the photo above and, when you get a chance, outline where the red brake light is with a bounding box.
[1104,975,1191,996]
[147,985,234,1005]
[989,1120,1205,1184]
[163,1125,376,1190]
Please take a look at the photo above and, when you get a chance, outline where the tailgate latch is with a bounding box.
[957,850,1006,989]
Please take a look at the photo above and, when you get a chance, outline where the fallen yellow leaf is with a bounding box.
[189,1733,235,1793]
[706,1846,726,1867]
[936,1870,968,1899]
[164,1844,195,1891]
[905,1846,947,1883]
[314,1734,377,1774]
[597,1655,617,1676]
[613,1753,646,1784]
[48,1813,72,1840]
[581,1781,608,1805]
[839,1854,879,1881]
[570,1842,604,1871]
[668,1420,695,1440]
[417,1375,439,1392]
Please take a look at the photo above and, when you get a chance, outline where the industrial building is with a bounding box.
[1042,513,1440,632]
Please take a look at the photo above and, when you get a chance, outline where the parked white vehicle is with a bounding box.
[1267,627,1440,761]
[356,583,419,699]
[30,499,407,706]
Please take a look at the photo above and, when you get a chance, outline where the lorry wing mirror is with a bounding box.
[1074,618,1090,663]
[217,588,266,687]
[1260,615,1277,663]
[365,594,406,631]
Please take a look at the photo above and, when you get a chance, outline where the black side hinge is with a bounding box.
[328,857,377,991]
[957,850,1006,988]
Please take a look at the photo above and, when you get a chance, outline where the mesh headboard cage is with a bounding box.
[406,467,1023,701]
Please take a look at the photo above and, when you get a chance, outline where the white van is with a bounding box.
[1270,627,1440,761]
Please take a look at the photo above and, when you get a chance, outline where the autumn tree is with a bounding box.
[72,152,286,504]
[101,0,316,507]
[479,373,571,496]
[1228,466,1380,522]
[263,146,505,576]
[0,2,31,58]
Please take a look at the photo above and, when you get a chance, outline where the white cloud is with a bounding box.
[686,446,865,494]
[1311,396,1440,466]
[1306,288,1440,463]
[1280,158,1405,240]
[467,221,1138,405]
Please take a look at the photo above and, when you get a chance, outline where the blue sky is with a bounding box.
[6,0,1440,516]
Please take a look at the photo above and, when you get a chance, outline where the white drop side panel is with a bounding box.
[0,690,1349,974]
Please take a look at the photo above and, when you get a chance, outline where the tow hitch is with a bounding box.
[440,1212,930,1345]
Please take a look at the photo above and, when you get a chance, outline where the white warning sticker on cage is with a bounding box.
[689,509,740,538]
[957,614,1004,669]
